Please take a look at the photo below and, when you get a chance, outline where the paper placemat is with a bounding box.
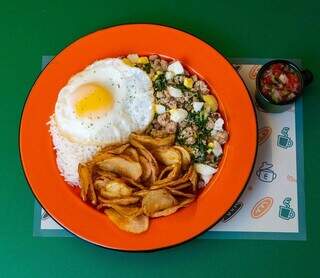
[33,57,306,240]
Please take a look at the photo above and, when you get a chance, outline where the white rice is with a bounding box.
[48,115,102,186]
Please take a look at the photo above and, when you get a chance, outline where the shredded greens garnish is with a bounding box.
[153,74,167,91]
[173,83,188,92]
[142,63,151,73]
[188,110,208,130]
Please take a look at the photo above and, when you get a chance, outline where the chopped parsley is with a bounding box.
[153,73,167,91]
[188,110,208,130]
[176,133,186,145]
[183,108,212,163]
[142,63,151,73]
[173,83,188,92]
[194,142,207,162]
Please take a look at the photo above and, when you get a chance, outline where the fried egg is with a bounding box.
[54,58,154,146]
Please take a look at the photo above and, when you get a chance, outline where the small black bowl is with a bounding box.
[255,59,313,113]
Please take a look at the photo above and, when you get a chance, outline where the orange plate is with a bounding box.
[20,24,257,251]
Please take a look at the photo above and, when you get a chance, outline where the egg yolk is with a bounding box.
[74,83,113,117]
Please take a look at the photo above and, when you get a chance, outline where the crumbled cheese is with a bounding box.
[165,71,175,80]
[167,61,184,75]
[193,102,204,112]
[127,54,139,63]
[214,118,224,131]
[155,104,166,114]
[168,86,182,98]
[202,175,213,184]
[194,163,218,176]
[212,141,223,157]
[170,108,188,123]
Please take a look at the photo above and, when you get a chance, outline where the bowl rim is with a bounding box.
[256,59,303,106]
[19,23,258,252]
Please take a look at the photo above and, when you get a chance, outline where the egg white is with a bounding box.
[54,58,154,146]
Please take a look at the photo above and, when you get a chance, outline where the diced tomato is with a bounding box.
[261,86,269,94]
[286,83,299,92]
[271,63,283,71]
[263,75,273,85]
[286,73,300,92]
[287,73,299,85]
[271,63,283,78]
[260,63,300,103]
[273,69,282,78]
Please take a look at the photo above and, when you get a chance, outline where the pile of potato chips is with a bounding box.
[78,133,198,233]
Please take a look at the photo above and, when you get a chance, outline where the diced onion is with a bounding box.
[165,71,175,80]
[167,61,184,75]
[127,54,139,63]
[212,141,223,157]
[214,118,224,131]
[194,163,218,176]
[193,102,204,112]
[170,109,188,123]
[155,104,166,114]
[168,86,182,98]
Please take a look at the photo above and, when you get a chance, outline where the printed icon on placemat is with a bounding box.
[258,126,272,145]
[251,197,273,219]
[222,202,243,223]
[277,127,293,149]
[249,65,261,80]
[41,210,50,221]
[256,162,277,183]
[279,197,295,220]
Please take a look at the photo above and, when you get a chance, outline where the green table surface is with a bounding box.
[1,0,319,277]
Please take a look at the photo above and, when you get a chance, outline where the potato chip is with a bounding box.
[188,166,198,191]
[166,188,195,198]
[97,196,140,206]
[142,189,177,216]
[98,155,142,181]
[139,156,151,181]
[99,179,133,199]
[78,164,91,202]
[105,209,149,234]
[150,197,195,218]
[173,182,193,190]
[111,205,142,218]
[88,179,97,205]
[99,204,142,218]
[94,178,108,191]
[158,165,174,180]
[130,133,175,149]
[79,132,201,234]
[91,143,129,163]
[179,197,195,207]
[106,143,130,155]
[121,177,145,190]
[152,147,181,166]
[145,163,157,186]
[95,170,118,179]
[155,164,181,185]
[129,138,159,175]
[123,147,139,162]
[133,189,149,197]
[151,165,193,189]
[173,146,191,170]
